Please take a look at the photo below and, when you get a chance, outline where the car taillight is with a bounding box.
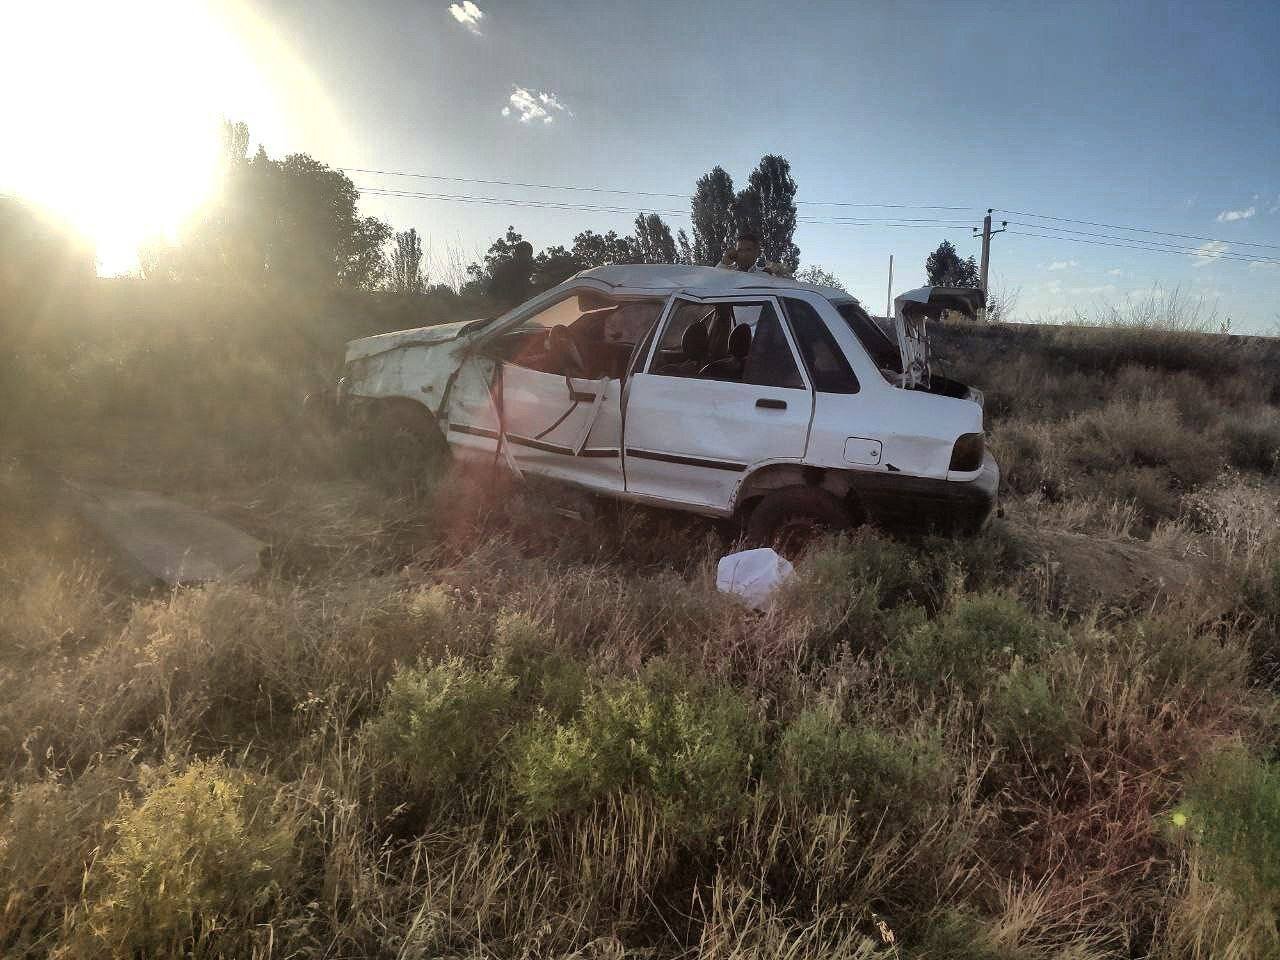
[949,433,984,472]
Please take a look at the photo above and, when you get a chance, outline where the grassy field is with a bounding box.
[1,280,1278,958]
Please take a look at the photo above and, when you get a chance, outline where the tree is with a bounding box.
[467,226,537,305]
[144,126,391,290]
[631,213,678,264]
[390,228,425,294]
[570,229,637,268]
[690,166,736,266]
[676,229,693,265]
[532,244,584,291]
[794,265,847,292]
[736,155,800,272]
[924,240,980,288]
[0,197,95,296]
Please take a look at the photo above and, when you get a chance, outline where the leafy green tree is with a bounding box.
[735,155,800,272]
[925,240,980,288]
[532,244,584,290]
[676,229,693,264]
[144,126,390,290]
[571,229,637,268]
[390,228,425,294]
[632,213,678,264]
[690,166,736,266]
[794,264,847,292]
[467,226,537,305]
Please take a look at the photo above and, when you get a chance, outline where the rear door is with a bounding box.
[622,295,813,512]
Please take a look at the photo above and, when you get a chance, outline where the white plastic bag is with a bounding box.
[716,547,795,610]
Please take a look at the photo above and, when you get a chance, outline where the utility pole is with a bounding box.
[972,209,1007,321]
[885,254,894,322]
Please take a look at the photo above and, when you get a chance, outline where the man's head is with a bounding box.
[731,231,761,269]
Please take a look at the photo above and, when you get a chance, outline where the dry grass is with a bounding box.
[0,280,1277,957]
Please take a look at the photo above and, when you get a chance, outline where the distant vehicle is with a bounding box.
[338,265,997,545]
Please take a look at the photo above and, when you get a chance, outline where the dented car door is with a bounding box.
[622,295,813,513]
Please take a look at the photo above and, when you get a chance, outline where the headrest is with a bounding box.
[681,320,708,359]
[727,323,752,359]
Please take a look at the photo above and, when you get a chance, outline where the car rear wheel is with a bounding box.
[746,486,851,557]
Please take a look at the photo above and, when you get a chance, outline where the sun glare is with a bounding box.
[0,1,329,276]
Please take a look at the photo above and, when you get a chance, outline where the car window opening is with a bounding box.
[650,301,803,389]
[497,294,662,380]
[835,301,903,377]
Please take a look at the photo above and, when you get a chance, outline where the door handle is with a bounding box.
[756,398,787,410]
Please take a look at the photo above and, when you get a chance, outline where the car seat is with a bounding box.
[656,319,708,376]
[698,324,751,380]
[547,324,588,378]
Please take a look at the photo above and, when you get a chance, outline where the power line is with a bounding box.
[995,207,1280,252]
[1005,229,1280,266]
[357,186,688,217]
[356,185,978,229]
[344,166,975,211]
[1006,221,1280,263]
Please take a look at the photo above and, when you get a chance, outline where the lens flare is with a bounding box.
[0,0,345,275]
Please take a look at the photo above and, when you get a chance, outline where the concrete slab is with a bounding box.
[66,480,265,585]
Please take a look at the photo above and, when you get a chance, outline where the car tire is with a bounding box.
[359,399,449,469]
[745,486,851,556]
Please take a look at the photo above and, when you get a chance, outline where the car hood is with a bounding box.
[344,319,480,364]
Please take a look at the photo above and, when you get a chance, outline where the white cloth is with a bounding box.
[716,547,795,610]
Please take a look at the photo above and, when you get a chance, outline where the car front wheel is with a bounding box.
[745,486,851,556]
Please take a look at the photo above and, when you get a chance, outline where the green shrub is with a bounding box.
[74,761,298,957]
[1178,747,1280,907]
[986,664,1083,762]
[366,656,517,793]
[774,707,951,828]
[511,671,762,838]
[492,611,587,720]
[789,533,970,658]
[1135,616,1250,705]
[890,593,1058,695]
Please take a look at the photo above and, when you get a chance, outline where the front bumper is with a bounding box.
[849,451,1000,534]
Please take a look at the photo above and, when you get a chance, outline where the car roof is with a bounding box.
[574,263,849,300]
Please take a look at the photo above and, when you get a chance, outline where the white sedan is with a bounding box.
[338,265,998,543]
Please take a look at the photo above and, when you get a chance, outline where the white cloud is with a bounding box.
[1192,240,1229,266]
[1106,268,1124,277]
[448,1,484,34]
[503,86,572,124]
[1047,259,1078,271]
[1216,206,1256,222]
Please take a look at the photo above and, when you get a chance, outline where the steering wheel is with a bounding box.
[547,325,588,377]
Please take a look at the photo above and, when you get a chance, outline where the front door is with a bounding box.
[623,296,813,512]
[498,364,623,491]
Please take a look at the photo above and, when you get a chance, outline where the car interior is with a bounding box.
[651,302,803,387]
[486,297,661,380]
[484,294,801,388]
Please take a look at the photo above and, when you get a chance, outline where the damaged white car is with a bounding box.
[338,265,998,543]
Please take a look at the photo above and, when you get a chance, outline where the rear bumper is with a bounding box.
[850,452,1000,534]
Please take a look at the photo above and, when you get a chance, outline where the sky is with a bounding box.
[3,0,1279,332]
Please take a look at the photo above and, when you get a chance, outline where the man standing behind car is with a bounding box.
[717,231,791,276]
